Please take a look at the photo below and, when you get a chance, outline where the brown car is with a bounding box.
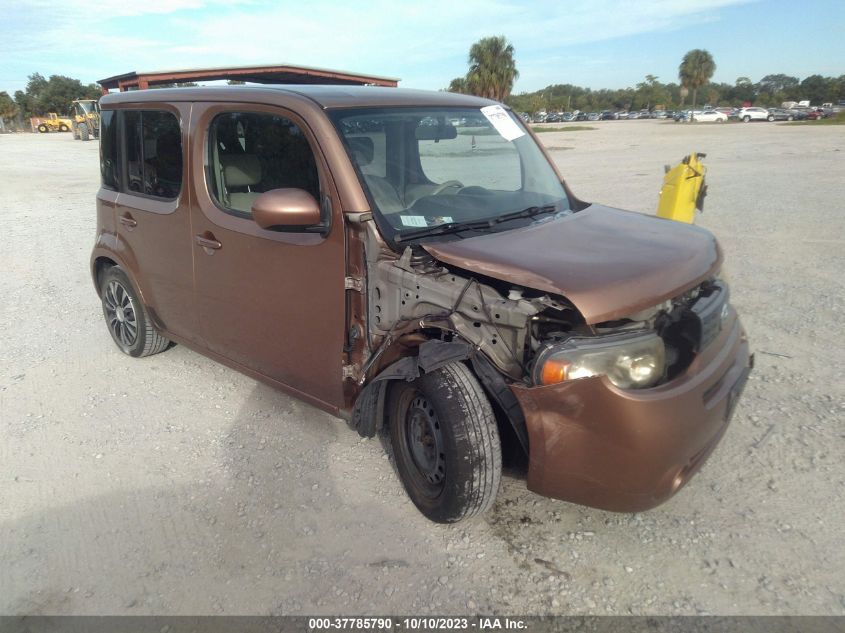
[91,86,752,523]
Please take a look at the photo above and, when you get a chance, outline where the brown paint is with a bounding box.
[252,189,322,229]
[512,310,751,511]
[424,205,723,324]
[91,85,751,513]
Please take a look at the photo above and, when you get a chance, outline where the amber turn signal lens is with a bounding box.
[540,359,570,385]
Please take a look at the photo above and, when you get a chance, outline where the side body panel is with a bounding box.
[103,102,201,344]
[188,101,348,410]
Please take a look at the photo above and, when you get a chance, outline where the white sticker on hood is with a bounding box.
[480,105,525,141]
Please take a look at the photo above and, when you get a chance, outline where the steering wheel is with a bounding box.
[431,180,464,195]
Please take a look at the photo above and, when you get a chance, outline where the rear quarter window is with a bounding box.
[124,110,183,199]
[99,110,119,191]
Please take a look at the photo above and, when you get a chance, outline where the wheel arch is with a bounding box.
[349,338,529,456]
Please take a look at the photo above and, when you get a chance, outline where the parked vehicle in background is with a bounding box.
[545,112,561,123]
[601,111,618,120]
[673,110,690,122]
[786,109,808,120]
[734,107,770,122]
[532,112,547,123]
[90,85,752,523]
[519,112,530,122]
[561,112,575,122]
[651,110,669,119]
[574,112,588,121]
[627,111,640,120]
[586,112,600,121]
[691,110,727,123]
[805,109,825,120]
[31,112,73,133]
[71,98,101,141]
[766,108,797,121]
[616,111,629,119]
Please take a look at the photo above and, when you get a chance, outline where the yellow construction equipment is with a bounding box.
[657,152,707,224]
[31,113,73,133]
[70,99,100,141]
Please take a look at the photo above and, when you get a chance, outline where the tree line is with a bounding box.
[448,37,845,113]
[0,73,101,129]
[3,50,844,130]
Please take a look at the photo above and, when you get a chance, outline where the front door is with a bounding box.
[189,103,347,411]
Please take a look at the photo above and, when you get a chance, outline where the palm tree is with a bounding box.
[466,36,519,102]
[678,49,716,121]
[446,77,469,94]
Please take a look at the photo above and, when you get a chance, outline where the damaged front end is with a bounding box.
[346,213,751,511]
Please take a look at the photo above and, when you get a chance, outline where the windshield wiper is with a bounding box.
[394,205,558,244]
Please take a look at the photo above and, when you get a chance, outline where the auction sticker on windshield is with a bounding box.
[400,215,428,227]
[481,105,525,141]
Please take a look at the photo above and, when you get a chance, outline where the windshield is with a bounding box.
[330,106,570,242]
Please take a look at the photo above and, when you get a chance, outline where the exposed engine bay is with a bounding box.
[355,216,728,392]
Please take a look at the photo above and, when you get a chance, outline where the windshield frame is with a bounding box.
[328,105,574,248]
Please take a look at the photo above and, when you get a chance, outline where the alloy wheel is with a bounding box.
[103,280,138,347]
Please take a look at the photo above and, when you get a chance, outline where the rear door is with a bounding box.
[188,102,347,411]
[110,103,201,344]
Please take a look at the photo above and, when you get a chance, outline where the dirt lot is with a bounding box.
[1,121,843,616]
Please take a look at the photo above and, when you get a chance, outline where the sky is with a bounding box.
[2,0,844,96]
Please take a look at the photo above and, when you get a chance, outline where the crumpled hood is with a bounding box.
[422,205,722,324]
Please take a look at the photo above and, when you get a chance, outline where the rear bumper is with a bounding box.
[511,313,752,512]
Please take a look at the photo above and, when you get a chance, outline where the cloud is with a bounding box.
[1,0,754,92]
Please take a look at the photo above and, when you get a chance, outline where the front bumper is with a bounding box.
[511,312,752,512]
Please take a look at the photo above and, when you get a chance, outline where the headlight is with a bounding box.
[533,332,665,389]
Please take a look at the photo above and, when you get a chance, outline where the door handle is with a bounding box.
[195,233,222,253]
[119,214,137,229]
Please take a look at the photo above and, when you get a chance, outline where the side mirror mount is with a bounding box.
[251,188,328,235]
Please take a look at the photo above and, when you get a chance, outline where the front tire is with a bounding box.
[38,124,48,133]
[767,115,774,122]
[388,363,501,523]
[743,116,751,123]
[59,124,69,132]
[79,122,90,141]
[100,266,170,358]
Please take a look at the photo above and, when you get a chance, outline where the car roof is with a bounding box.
[100,85,499,110]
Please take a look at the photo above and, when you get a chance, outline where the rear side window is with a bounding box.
[123,110,182,199]
[207,112,320,217]
[99,110,119,191]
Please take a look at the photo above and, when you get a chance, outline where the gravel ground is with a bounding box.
[1,121,843,616]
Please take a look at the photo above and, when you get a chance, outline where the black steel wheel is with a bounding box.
[388,362,501,523]
[100,266,170,358]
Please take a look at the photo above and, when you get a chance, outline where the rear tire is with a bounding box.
[37,124,48,133]
[743,116,751,123]
[100,266,170,358]
[388,363,501,523]
[59,124,69,132]
[767,115,775,122]
[79,123,90,141]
